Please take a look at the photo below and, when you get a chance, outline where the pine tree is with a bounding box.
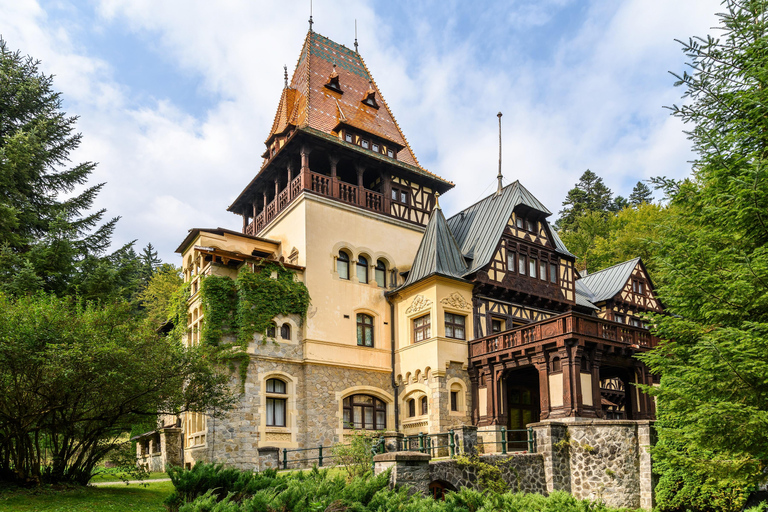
[628,181,653,206]
[0,38,128,299]
[640,0,768,494]
[556,169,615,231]
[139,242,162,283]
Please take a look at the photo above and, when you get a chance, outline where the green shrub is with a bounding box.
[331,430,378,480]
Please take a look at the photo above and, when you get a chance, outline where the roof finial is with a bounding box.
[308,0,314,32]
[434,192,441,210]
[354,19,359,52]
[496,112,503,197]
[283,65,288,88]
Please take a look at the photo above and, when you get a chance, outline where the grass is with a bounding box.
[0,480,173,512]
[90,471,168,483]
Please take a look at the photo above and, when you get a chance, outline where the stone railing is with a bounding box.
[469,312,659,359]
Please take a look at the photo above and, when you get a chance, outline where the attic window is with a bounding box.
[387,149,394,158]
[516,216,524,229]
[362,81,379,109]
[324,64,342,93]
[345,132,353,143]
[372,143,379,153]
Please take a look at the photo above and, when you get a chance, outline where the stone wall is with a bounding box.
[531,419,654,509]
[430,453,547,494]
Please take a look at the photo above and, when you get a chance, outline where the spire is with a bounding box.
[354,19,359,52]
[434,191,441,210]
[496,112,503,196]
[308,0,314,31]
[284,65,288,88]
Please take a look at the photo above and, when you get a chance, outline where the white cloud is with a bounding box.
[1,0,722,263]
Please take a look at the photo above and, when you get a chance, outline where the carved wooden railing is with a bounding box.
[244,169,424,236]
[469,312,659,359]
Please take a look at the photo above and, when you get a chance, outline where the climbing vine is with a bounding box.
[455,455,520,494]
[198,261,311,389]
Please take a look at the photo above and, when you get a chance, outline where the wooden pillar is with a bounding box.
[383,173,392,214]
[300,145,311,190]
[532,353,550,420]
[484,370,495,423]
[569,342,584,417]
[558,346,573,416]
[469,369,480,425]
[355,164,365,206]
[263,191,268,210]
[252,201,257,219]
[591,348,604,418]
[274,178,279,196]
[242,212,248,232]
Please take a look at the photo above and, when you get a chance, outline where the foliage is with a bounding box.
[628,181,653,206]
[331,431,377,480]
[0,38,152,302]
[0,293,236,486]
[198,262,310,387]
[455,455,509,494]
[638,0,768,499]
[555,170,618,231]
[165,463,635,512]
[557,210,612,273]
[138,264,184,327]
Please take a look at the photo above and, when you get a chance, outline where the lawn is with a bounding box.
[90,471,168,483]
[0,480,173,512]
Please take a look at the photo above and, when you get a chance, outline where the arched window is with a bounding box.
[356,314,373,347]
[337,251,350,280]
[375,259,387,287]
[267,322,276,338]
[420,396,428,415]
[407,398,416,417]
[343,395,386,430]
[280,323,291,340]
[357,255,368,283]
[265,378,287,427]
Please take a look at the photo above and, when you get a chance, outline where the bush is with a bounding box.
[331,431,379,480]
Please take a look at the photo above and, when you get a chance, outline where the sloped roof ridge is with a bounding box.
[401,207,468,288]
[581,257,641,280]
[578,257,641,303]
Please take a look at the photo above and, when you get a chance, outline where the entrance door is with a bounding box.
[505,367,540,451]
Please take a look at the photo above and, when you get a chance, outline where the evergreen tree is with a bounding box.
[556,170,615,230]
[0,38,136,300]
[139,242,162,283]
[640,0,768,496]
[628,181,653,206]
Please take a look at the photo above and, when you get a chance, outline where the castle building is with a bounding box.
[138,29,661,470]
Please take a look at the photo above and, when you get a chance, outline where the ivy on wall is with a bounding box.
[197,261,311,388]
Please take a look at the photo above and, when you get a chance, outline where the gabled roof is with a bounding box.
[401,205,468,289]
[574,280,599,310]
[265,30,448,183]
[577,258,641,303]
[445,181,564,276]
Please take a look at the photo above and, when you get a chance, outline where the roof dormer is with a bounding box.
[361,81,379,109]
[324,63,343,93]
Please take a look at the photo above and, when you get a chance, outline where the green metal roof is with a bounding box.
[400,206,468,289]
[577,258,641,303]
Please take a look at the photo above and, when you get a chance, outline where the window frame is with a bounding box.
[343,394,386,430]
[539,259,547,281]
[444,312,466,340]
[356,255,369,283]
[549,263,558,284]
[491,317,505,334]
[450,391,459,412]
[265,378,287,427]
[518,254,527,275]
[356,313,374,347]
[375,259,387,287]
[529,257,538,279]
[337,250,350,280]
[420,396,428,415]
[280,323,291,340]
[413,314,431,343]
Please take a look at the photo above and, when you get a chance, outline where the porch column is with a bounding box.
[591,348,605,418]
[532,353,550,420]
[558,346,573,416]
[263,191,268,210]
[355,164,365,206]
[568,342,584,417]
[300,145,311,189]
[242,211,248,232]
[469,368,480,425]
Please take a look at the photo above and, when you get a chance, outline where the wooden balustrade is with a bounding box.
[338,182,357,204]
[469,311,660,359]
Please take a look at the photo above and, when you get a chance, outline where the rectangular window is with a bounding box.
[615,314,625,324]
[408,399,415,417]
[450,391,458,412]
[518,255,527,275]
[413,314,431,343]
[400,191,408,203]
[491,318,504,333]
[375,267,386,287]
[345,133,353,143]
[539,260,547,281]
[421,397,428,415]
[529,258,537,278]
[516,216,524,229]
[266,398,286,427]
[361,139,370,149]
[444,313,465,339]
[387,149,394,158]
[550,263,557,284]
[372,143,379,152]
[527,219,536,232]
[507,253,515,272]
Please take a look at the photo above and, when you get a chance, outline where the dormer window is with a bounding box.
[387,149,394,158]
[516,216,524,229]
[372,143,379,153]
[361,139,370,149]
[345,133,353,143]
[324,63,342,93]
[362,81,379,109]
[526,219,536,232]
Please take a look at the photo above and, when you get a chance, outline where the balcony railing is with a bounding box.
[245,170,392,236]
[469,312,659,360]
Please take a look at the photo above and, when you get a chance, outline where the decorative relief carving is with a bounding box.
[406,295,432,314]
[440,292,471,310]
[265,432,292,442]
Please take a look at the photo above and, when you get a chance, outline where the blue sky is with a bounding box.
[3,0,720,263]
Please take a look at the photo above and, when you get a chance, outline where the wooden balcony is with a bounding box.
[244,169,418,236]
[469,311,659,362]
